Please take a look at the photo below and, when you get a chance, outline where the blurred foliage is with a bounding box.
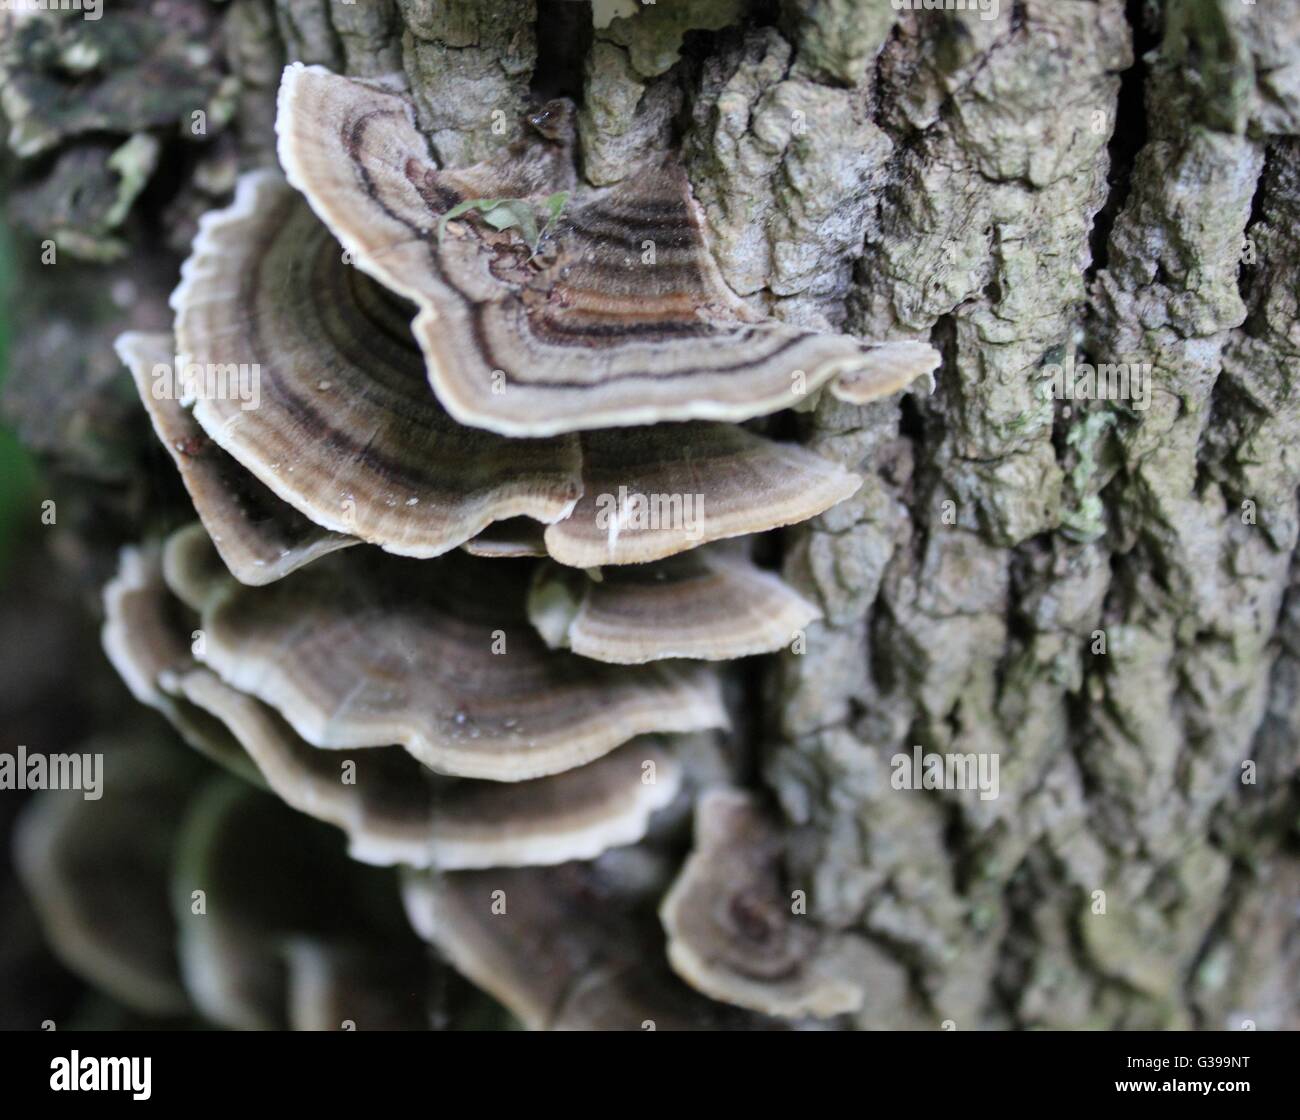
[0,223,42,578]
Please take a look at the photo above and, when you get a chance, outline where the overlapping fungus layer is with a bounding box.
[96,61,942,1027]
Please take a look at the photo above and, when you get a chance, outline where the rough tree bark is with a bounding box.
[2,0,1298,1030]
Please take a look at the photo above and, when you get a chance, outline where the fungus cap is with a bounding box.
[275,63,939,437]
[827,340,941,404]
[102,541,260,783]
[660,789,866,1019]
[188,544,728,780]
[169,169,584,558]
[115,331,355,585]
[402,856,783,1030]
[165,664,685,871]
[528,548,820,663]
[546,424,861,568]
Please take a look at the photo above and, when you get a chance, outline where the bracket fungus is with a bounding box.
[402,855,782,1031]
[14,739,199,1019]
[188,546,727,780]
[101,542,193,713]
[528,547,820,663]
[660,790,867,1020]
[166,665,684,871]
[151,167,869,582]
[102,541,261,784]
[828,340,943,405]
[275,63,939,436]
[104,531,687,873]
[169,169,586,559]
[116,332,355,586]
[172,777,427,1031]
[544,423,861,567]
[74,36,935,1034]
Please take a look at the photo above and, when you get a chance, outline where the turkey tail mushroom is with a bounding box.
[105,527,691,868]
[274,63,938,436]
[660,790,867,1020]
[546,423,861,567]
[114,331,356,585]
[75,51,920,1037]
[186,546,727,780]
[166,664,685,870]
[102,541,262,784]
[528,547,820,663]
[828,340,942,404]
[401,854,786,1030]
[160,168,867,579]
[168,169,585,559]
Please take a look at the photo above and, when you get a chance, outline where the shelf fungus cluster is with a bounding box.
[93,62,937,1027]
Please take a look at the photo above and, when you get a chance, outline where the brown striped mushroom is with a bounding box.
[160,520,234,613]
[101,541,194,711]
[528,547,820,663]
[186,545,727,780]
[829,341,942,404]
[13,738,199,1019]
[660,789,866,1019]
[275,63,938,437]
[168,169,585,559]
[101,542,262,784]
[79,47,920,1037]
[115,331,355,585]
[122,320,859,580]
[401,854,784,1031]
[104,529,692,869]
[172,777,427,1030]
[152,171,866,579]
[545,423,860,567]
[164,664,684,871]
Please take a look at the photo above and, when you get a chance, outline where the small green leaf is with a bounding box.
[437,191,570,258]
[543,191,568,221]
[438,198,506,243]
[484,200,540,248]
[531,191,569,257]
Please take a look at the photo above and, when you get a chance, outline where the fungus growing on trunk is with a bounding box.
[103,531,689,872]
[102,541,261,783]
[528,547,820,663]
[401,854,784,1030]
[166,665,685,871]
[188,547,727,780]
[115,332,355,585]
[660,789,866,1019]
[169,170,586,559]
[828,341,943,404]
[150,170,877,583]
[79,30,924,1038]
[275,63,938,436]
[545,423,861,567]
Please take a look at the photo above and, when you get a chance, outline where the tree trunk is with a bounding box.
[3,0,1298,1030]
